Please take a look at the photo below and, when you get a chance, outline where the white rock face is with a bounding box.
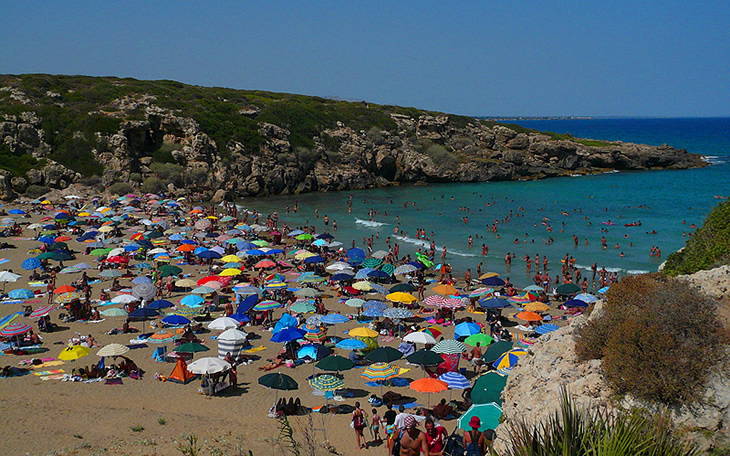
[495,265,730,453]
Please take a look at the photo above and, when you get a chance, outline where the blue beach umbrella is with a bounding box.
[9,289,34,299]
[335,338,367,350]
[271,327,306,343]
[148,299,174,310]
[21,258,42,270]
[535,324,560,335]
[181,295,205,307]
[162,314,191,326]
[455,322,482,339]
[478,297,511,309]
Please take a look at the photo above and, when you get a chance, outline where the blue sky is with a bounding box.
[1,1,728,117]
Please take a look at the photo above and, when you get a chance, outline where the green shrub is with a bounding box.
[108,182,135,195]
[423,143,458,170]
[576,274,721,403]
[130,425,144,432]
[141,177,165,193]
[501,388,698,456]
[24,185,50,198]
[79,175,103,190]
[663,200,730,275]
[150,162,185,187]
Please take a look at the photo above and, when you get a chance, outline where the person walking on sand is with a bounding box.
[351,401,367,449]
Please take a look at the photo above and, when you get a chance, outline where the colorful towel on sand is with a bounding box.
[30,360,65,369]
[29,282,47,287]
[241,345,267,353]
[379,335,395,343]
[34,369,65,376]
[40,374,65,381]
[0,258,9,265]
[401,401,422,409]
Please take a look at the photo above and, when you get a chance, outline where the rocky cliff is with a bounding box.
[0,74,707,200]
[495,268,730,454]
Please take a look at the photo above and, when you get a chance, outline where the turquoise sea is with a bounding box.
[243,118,730,289]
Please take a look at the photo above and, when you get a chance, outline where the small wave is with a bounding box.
[355,218,389,228]
[702,155,727,165]
[574,263,651,275]
[393,235,478,257]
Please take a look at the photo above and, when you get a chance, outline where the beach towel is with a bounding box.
[379,335,395,343]
[0,258,10,265]
[40,374,65,381]
[401,401,422,409]
[30,361,65,369]
[19,357,55,365]
[33,369,65,376]
[241,346,267,353]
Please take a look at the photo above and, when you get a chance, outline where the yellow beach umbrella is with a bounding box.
[478,272,500,279]
[221,255,243,263]
[352,281,373,291]
[523,302,550,312]
[98,225,114,233]
[295,251,316,260]
[349,327,379,338]
[432,284,459,296]
[386,292,417,304]
[58,345,91,361]
[219,268,242,277]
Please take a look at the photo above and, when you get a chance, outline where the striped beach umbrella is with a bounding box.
[438,371,471,389]
[97,343,130,357]
[29,305,54,319]
[147,330,181,344]
[469,287,494,298]
[431,339,468,355]
[0,322,32,337]
[291,302,317,314]
[253,300,283,311]
[174,305,202,317]
[132,283,157,301]
[361,362,402,381]
[492,348,528,374]
[304,324,327,342]
[309,374,344,392]
[423,295,447,307]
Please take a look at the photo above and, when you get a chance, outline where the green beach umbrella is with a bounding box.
[406,349,444,366]
[176,343,209,354]
[464,333,494,347]
[457,403,502,432]
[316,355,354,372]
[471,372,508,405]
[482,341,513,363]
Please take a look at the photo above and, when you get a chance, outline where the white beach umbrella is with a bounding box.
[208,317,240,331]
[188,357,231,375]
[403,331,437,345]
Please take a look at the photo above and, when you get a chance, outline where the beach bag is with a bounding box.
[443,428,464,456]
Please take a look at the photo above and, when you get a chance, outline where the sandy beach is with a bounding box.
[0,190,579,456]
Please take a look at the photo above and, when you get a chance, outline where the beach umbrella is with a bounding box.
[258,372,298,404]
[254,300,283,312]
[556,283,581,295]
[524,285,544,292]
[363,308,384,318]
[482,341,514,364]
[386,292,417,304]
[309,374,344,392]
[21,258,41,270]
[345,298,365,308]
[294,288,321,298]
[55,292,83,304]
[535,324,560,335]
[481,277,505,287]
[188,357,231,375]
[99,270,123,278]
[454,322,482,339]
[564,299,589,308]
[271,327,306,343]
[457,403,502,432]
[410,377,448,405]
[174,305,201,317]
[176,343,210,354]
[291,302,317,314]
[132,283,157,301]
[361,362,402,381]
[393,264,418,275]
[175,278,197,288]
[132,277,153,285]
[0,322,32,337]
[159,265,183,277]
[432,284,459,296]
[515,311,543,322]
[464,333,494,347]
[403,331,437,345]
[181,295,205,307]
[58,345,91,361]
[208,317,239,331]
[492,348,528,374]
[366,346,403,363]
[101,308,128,317]
[352,281,374,291]
[471,371,508,405]
[316,355,354,372]
[29,305,54,319]
[297,343,328,360]
[97,343,130,357]
[478,297,511,309]
[524,302,551,312]
[335,338,367,350]
[0,271,22,284]
[469,287,494,298]
[162,315,191,326]
[9,289,34,300]
[148,299,174,310]
[431,339,467,355]
[423,295,447,307]
[406,349,444,366]
[191,285,216,295]
[321,314,349,325]
[128,307,159,319]
[349,327,379,338]
[438,371,470,390]
[383,308,413,319]
[389,283,416,293]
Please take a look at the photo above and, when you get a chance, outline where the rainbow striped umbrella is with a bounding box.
[0,322,32,337]
[253,300,283,311]
[361,362,402,381]
[174,305,202,317]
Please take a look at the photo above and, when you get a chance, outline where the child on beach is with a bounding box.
[371,408,382,444]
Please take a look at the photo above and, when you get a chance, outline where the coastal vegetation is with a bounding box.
[575,274,722,404]
[662,200,730,275]
[500,389,698,456]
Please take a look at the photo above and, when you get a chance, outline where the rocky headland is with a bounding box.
[0,74,706,201]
